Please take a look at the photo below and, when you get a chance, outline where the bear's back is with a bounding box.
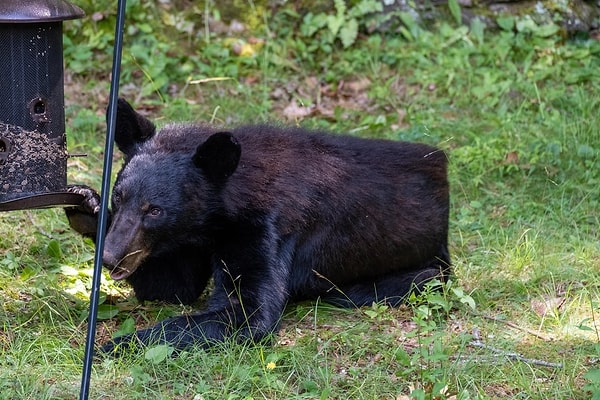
[136,124,448,223]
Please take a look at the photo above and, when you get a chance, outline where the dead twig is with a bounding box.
[469,328,563,369]
[481,314,552,341]
[26,210,55,239]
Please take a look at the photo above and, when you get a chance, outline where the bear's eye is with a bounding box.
[147,206,163,217]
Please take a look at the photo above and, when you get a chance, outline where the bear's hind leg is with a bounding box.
[323,243,451,308]
[323,265,449,308]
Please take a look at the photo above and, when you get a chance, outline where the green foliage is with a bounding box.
[583,298,600,399]
[64,0,262,99]
[399,281,475,399]
[447,0,462,26]
[395,11,423,41]
[586,363,600,400]
[145,344,175,364]
[299,0,382,49]
[0,251,21,271]
[363,301,390,320]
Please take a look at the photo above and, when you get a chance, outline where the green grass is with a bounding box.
[1,2,599,399]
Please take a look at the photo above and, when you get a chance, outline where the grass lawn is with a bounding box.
[0,2,598,399]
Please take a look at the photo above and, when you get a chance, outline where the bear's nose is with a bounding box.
[102,249,119,268]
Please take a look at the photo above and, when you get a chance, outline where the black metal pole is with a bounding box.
[78,0,126,398]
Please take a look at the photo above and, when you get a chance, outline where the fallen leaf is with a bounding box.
[505,151,519,164]
[338,77,371,96]
[282,100,313,120]
[530,295,566,316]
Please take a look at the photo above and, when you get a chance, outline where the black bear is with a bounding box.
[66,99,450,354]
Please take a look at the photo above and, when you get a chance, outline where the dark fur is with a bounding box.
[66,99,450,354]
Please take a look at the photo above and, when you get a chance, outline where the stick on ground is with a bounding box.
[469,328,563,369]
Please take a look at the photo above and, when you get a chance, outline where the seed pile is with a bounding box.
[0,121,67,199]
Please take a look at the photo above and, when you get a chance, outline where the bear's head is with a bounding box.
[103,100,241,281]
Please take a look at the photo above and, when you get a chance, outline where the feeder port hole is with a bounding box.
[0,136,9,165]
[29,98,49,123]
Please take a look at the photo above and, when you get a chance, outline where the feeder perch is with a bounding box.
[0,0,85,211]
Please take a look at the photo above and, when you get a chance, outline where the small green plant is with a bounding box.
[395,280,475,399]
[363,301,390,321]
[0,251,21,271]
[582,296,600,399]
[585,356,600,400]
[585,367,600,400]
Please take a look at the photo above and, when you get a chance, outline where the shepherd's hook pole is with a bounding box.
[79,0,127,398]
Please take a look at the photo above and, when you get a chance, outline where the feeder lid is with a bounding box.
[0,0,85,23]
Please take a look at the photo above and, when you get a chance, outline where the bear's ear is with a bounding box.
[193,132,241,182]
[108,98,156,157]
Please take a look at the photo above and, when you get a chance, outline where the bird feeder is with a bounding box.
[0,0,85,211]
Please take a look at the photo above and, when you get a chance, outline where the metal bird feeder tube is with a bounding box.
[0,0,85,211]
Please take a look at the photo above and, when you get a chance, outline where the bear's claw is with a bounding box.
[67,184,101,214]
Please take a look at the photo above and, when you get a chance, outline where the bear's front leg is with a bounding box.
[101,233,290,355]
[64,184,105,241]
[101,278,286,355]
[100,312,233,356]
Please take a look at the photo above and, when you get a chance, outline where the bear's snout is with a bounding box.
[102,248,120,268]
[101,211,147,281]
[102,246,146,281]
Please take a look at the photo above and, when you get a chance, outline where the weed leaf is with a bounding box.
[47,240,62,259]
[448,0,462,25]
[145,344,174,364]
[96,304,119,320]
[340,18,358,48]
[496,16,514,31]
[326,14,344,37]
[398,12,418,40]
[470,17,485,45]
[114,317,136,337]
